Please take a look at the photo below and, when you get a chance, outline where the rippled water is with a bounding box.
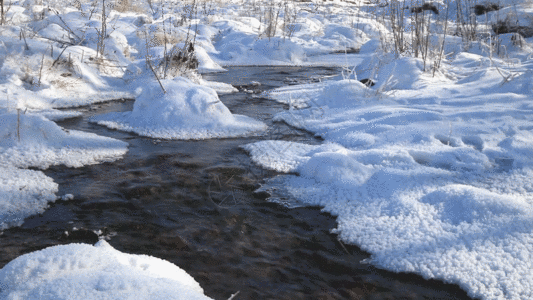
[0,67,475,300]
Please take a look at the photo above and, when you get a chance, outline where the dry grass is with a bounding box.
[113,0,146,14]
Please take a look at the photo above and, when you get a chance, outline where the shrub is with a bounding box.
[492,20,533,38]
[474,3,500,15]
[410,3,439,14]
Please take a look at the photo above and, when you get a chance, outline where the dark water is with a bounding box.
[0,67,475,300]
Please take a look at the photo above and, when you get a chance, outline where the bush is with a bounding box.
[474,3,500,15]
[492,20,533,38]
[410,3,439,14]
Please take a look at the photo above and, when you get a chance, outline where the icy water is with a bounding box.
[0,67,475,300]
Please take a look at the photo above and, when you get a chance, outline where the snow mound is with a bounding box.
[91,77,267,140]
[355,53,426,90]
[298,151,374,187]
[243,140,323,172]
[0,240,212,300]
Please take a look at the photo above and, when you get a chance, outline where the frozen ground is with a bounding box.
[0,0,532,298]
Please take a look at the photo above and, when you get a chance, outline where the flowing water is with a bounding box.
[0,66,475,300]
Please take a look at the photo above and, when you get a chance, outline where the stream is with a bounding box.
[0,66,475,300]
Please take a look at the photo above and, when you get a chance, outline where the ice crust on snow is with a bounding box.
[0,240,212,300]
[91,77,266,140]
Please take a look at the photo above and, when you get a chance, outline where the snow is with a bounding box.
[0,112,128,169]
[90,77,266,139]
[245,140,533,299]
[1,0,533,298]
[0,240,213,300]
[244,37,533,298]
[0,166,58,230]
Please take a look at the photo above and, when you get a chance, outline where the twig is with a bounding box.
[144,28,165,93]
[17,108,20,142]
[337,239,351,255]
[38,35,75,46]
[54,11,82,43]
[21,29,29,51]
[434,0,450,76]
[216,175,222,189]
[146,57,166,93]
[225,175,235,185]
[206,179,223,211]
[84,61,128,68]
[38,52,45,86]
[228,291,240,300]
[1,0,4,25]
[51,45,70,68]
[218,194,230,206]
[487,54,518,85]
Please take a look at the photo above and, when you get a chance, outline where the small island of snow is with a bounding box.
[91,77,267,140]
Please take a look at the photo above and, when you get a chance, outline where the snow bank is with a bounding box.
[249,42,533,299]
[210,14,370,66]
[246,140,533,300]
[266,79,369,109]
[0,36,132,110]
[0,166,58,230]
[0,111,128,229]
[195,46,226,73]
[0,112,128,169]
[0,240,212,300]
[91,77,266,140]
[355,52,427,90]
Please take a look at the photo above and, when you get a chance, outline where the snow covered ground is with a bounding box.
[0,0,533,298]
[244,37,533,300]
